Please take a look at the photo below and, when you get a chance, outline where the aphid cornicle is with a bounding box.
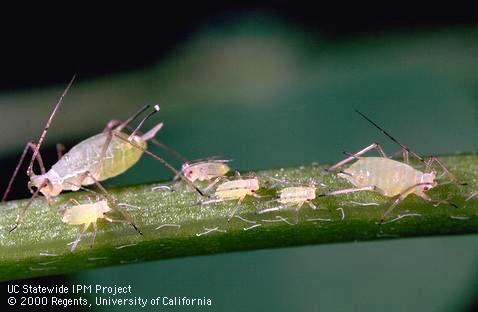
[325,110,466,223]
[201,173,260,221]
[3,76,163,232]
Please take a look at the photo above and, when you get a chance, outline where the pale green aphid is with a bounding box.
[60,198,112,252]
[181,159,231,183]
[202,175,260,221]
[59,195,135,252]
[325,110,465,223]
[256,185,317,216]
[4,75,162,232]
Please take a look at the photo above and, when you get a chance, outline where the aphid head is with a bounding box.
[306,187,317,200]
[420,172,437,192]
[97,200,112,216]
[249,177,260,192]
[181,163,197,182]
[29,173,63,198]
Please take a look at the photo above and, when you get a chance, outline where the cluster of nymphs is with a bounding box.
[3,76,467,251]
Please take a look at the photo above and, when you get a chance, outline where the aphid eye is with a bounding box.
[251,189,256,193]
[423,186,429,192]
[189,171,193,175]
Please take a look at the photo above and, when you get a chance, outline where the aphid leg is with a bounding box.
[379,196,403,224]
[203,177,224,193]
[425,156,467,186]
[78,171,143,236]
[9,179,50,233]
[70,223,90,252]
[149,138,189,163]
[56,143,66,160]
[58,198,81,215]
[320,185,384,197]
[90,222,98,248]
[402,148,409,164]
[379,182,435,224]
[103,120,123,132]
[251,192,262,199]
[113,133,206,197]
[227,196,246,222]
[2,142,46,202]
[327,143,387,172]
[418,193,458,208]
[390,147,409,164]
[307,201,317,210]
[294,208,300,224]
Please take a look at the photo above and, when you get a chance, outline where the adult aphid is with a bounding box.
[3,76,162,232]
[201,172,260,221]
[325,110,466,223]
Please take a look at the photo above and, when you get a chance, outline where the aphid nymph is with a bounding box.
[181,158,231,183]
[59,198,111,252]
[256,185,317,216]
[201,173,260,221]
[59,188,138,252]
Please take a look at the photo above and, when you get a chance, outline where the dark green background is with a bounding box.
[0,16,477,311]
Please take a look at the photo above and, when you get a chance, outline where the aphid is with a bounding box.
[325,110,466,223]
[59,192,135,252]
[256,185,317,215]
[3,76,163,232]
[181,158,231,183]
[128,129,231,192]
[201,173,260,221]
[178,158,231,193]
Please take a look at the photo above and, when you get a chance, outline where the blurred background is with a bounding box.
[0,3,477,311]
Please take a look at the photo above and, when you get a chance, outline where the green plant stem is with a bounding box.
[0,154,477,281]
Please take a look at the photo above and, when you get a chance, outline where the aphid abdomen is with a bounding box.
[279,187,315,204]
[215,178,258,200]
[62,204,98,225]
[97,133,145,180]
[200,163,229,181]
[52,132,145,189]
[215,181,249,200]
[344,157,422,196]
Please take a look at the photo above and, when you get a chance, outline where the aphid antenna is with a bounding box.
[128,104,161,140]
[3,75,76,203]
[27,74,77,177]
[113,133,206,197]
[354,109,425,162]
[115,104,151,132]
